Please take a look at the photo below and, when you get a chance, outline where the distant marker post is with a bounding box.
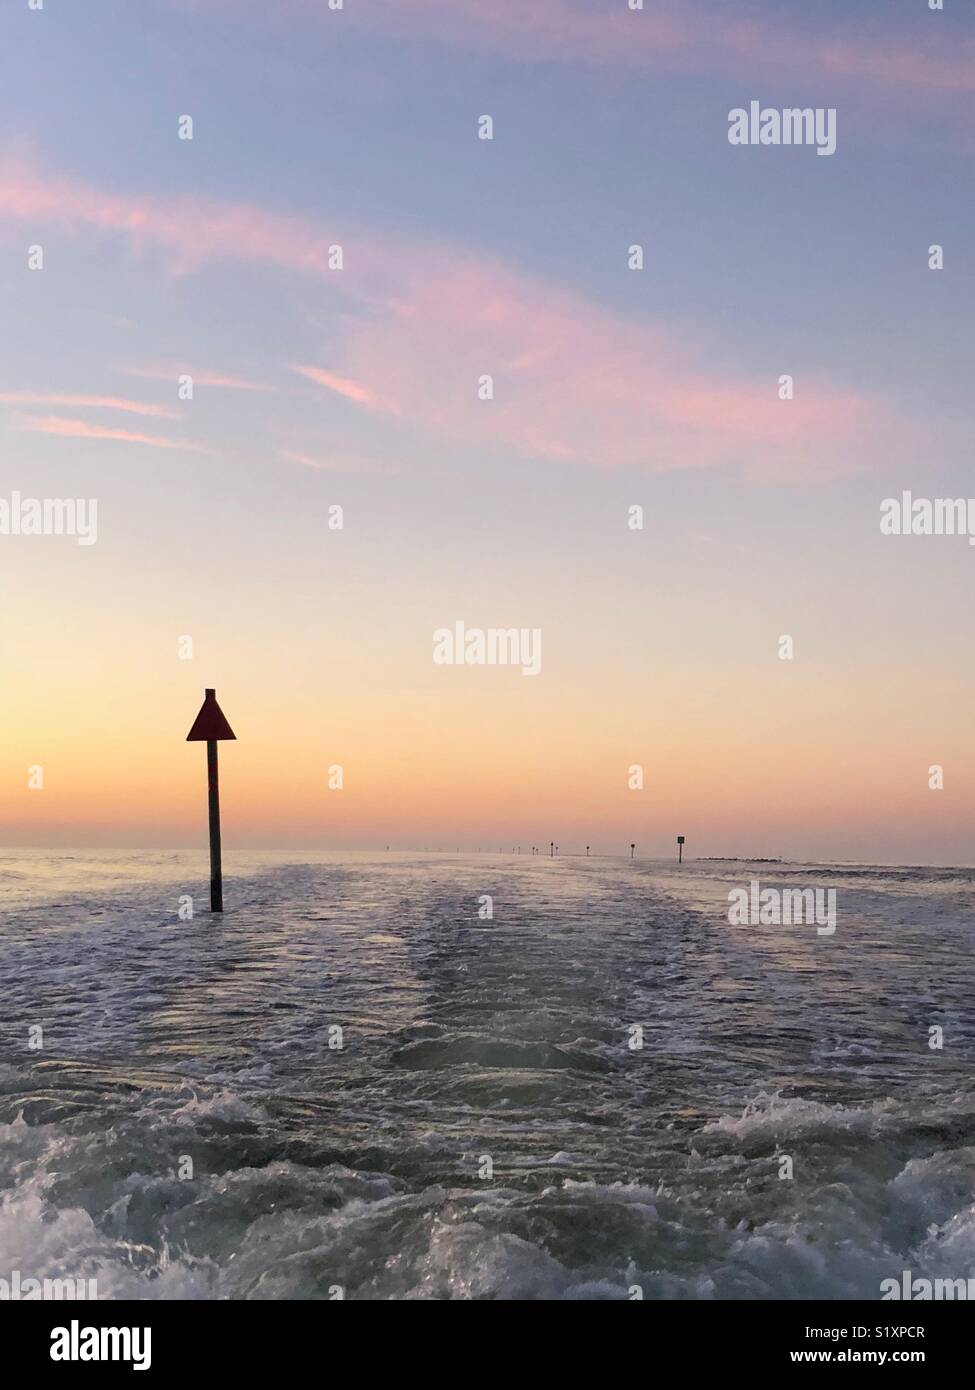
[186,688,236,913]
[677,835,685,864]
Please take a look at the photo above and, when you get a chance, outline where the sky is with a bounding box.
[0,0,973,862]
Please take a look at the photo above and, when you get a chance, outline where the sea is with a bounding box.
[1,850,973,1300]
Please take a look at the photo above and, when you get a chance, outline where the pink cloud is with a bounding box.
[326,255,884,480]
[291,365,374,406]
[319,0,975,95]
[15,414,214,454]
[280,449,403,476]
[0,158,897,479]
[0,391,177,418]
[123,365,271,391]
[0,157,351,282]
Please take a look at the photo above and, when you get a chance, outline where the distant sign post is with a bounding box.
[186,688,236,912]
[677,835,685,864]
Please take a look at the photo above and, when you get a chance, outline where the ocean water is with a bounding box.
[1,850,974,1301]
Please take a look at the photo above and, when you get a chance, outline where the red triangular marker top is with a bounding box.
[186,688,236,741]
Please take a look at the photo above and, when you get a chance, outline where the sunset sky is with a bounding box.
[1,0,973,862]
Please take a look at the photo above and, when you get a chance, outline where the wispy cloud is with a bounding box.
[0,157,900,479]
[323,255,886,480]
[291,365,374,406]
[203,0,975,97]
[280,449,403,475]
[0,391,177,418]
[123,365,272,392]
[15,414,214,454]
[0,157,350,281]
[378,0,975,94]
